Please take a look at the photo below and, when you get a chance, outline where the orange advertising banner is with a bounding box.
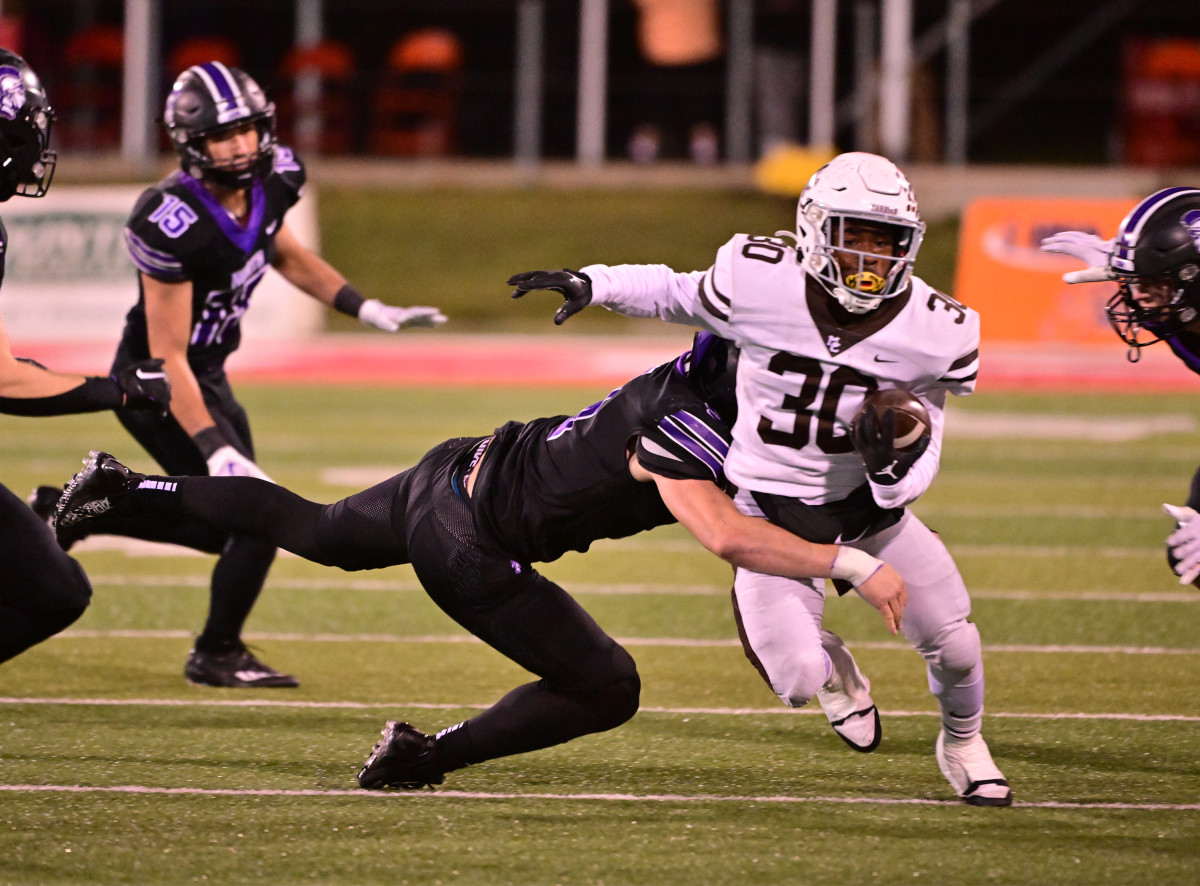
[953,197,1132,344]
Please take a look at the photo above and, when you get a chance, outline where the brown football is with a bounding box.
[853,389,931,452]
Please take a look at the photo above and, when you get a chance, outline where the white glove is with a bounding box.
[207,445,274,482]
[1163,503,1200,584]
[358,299,448,332]
[1039,231,1117,284]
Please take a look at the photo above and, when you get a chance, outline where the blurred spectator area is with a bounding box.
[1120,38,1200,166]
[9,0,1200,163]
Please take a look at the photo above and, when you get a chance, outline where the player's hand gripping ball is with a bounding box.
[850,389,932,485]
[853,389,931,452]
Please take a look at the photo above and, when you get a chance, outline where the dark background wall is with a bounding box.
[11,0,1200,163]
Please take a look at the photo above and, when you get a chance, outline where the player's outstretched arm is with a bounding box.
[652,473,906,633]
[272,223,447,332]
[507,269,593,325]
[0,319,170,416]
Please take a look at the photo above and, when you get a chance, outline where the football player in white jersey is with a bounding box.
[509,152,1011,806]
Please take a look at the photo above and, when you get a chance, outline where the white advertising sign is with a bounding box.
[0,185,324,342]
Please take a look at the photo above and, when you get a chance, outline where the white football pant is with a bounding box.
[732,506,985,739]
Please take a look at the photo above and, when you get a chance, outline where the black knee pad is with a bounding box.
[592,671,642,730]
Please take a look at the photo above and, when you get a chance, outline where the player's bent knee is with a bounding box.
[593,672,642,730]
[29,601,89,647]
[930,619,981,676]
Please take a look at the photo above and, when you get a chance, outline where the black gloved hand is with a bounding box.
[507,269,593,325]
[850,404,930,486]
[115,358,171,416]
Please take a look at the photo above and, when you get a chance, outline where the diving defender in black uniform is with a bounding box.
[0,49,169,665]
[56,334,905,787]
[46,61,445,688]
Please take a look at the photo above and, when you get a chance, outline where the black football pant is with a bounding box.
[0,482,92,664]
[111,354,275,652]
[150,437,641,771]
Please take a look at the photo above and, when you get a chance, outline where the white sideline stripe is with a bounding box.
[945,412,1196,442]
[2,697,1197,722]
[82,574,1200,603]
[0,784,1196,811]
[54,629,1200,656]
[74,537,1163,558]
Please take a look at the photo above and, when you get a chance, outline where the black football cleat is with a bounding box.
[184,644,299,688]
[54,450,143,548]
[357,720,445,790]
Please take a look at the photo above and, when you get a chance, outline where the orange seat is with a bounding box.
[58,24,125,150]
[274,40,358,154]
[368,28,463,157]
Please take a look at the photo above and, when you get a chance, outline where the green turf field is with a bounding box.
[2,382,1199,884]
[316,187,962,334]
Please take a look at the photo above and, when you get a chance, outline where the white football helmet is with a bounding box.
[796,152,925,313]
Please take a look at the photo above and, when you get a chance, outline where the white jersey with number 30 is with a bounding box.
[582,233,980,508]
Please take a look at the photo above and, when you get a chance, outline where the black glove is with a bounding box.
[507,269,592,325]
[115,359,171,416]
[850,404,930,486]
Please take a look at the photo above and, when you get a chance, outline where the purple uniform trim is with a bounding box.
[1166,335,1200,377]
[660,410,728,478]
[124,228,186,280]
[179,172,267,254]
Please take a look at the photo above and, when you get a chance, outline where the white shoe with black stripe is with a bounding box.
[936,730,1013,806]
[816,630,882,752]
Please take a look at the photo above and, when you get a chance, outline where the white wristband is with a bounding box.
[830,546,884,587]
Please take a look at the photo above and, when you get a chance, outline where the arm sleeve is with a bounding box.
[635,406,732,483]
[0,376,123,416]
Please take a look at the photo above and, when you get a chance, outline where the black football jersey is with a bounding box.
[118,147,306,372]
[471,359,732,564]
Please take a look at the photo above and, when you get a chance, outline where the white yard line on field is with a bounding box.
[53,628,1200,655]
[0,783,1197,811]
[82,573,1200,602]
[2,696,1197,722]
[73,535,1165,558]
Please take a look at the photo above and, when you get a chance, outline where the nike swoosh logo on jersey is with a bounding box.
[135,369,167,380]
[265,221,278,235]
[873,355,898,363]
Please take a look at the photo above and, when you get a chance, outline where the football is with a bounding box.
[853,388,931,452]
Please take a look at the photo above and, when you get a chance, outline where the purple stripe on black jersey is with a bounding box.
[1166,336,1200,377]
[671,409,730,455]
[661,411,728,477]
[124,229,185,279]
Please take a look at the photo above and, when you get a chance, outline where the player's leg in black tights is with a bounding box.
[402,468,640,773]
[129,472,412,572]
[0,484,92,664]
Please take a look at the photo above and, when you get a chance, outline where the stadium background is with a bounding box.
[2,2,1200,884]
